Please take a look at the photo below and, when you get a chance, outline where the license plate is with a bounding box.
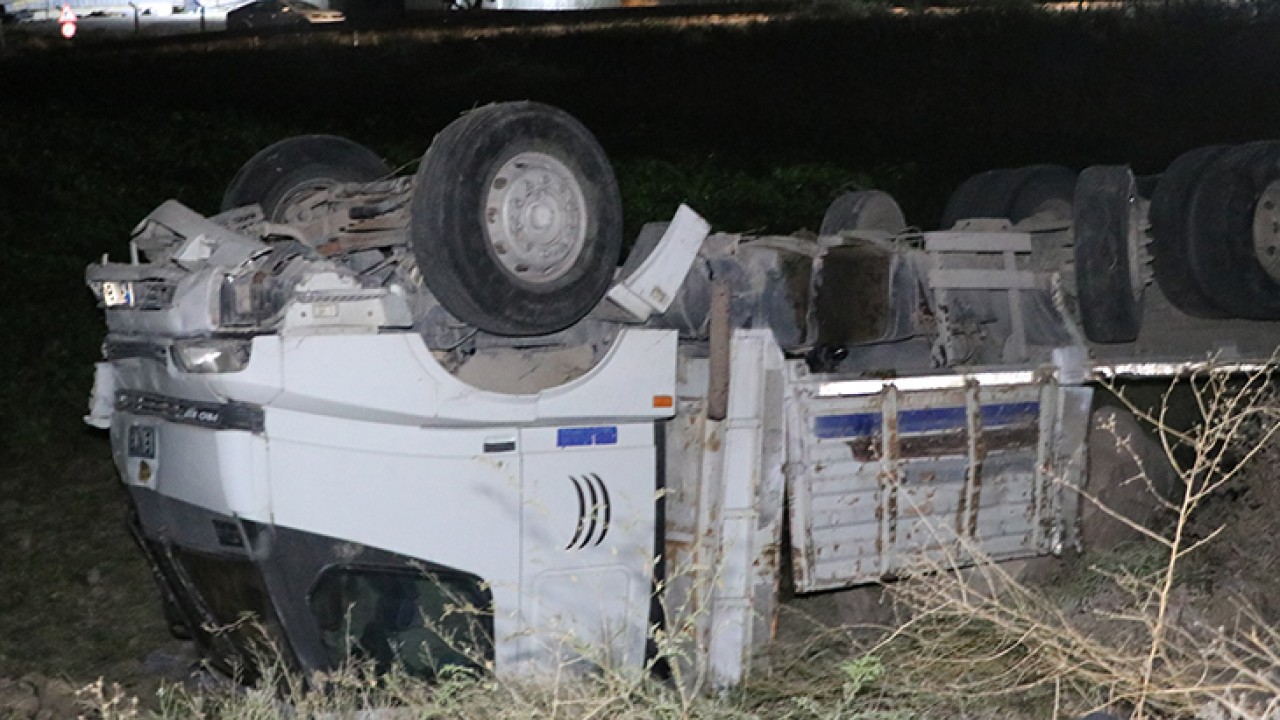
[102,281,135,308]
[102,280,175,310]
[127,425,156,459]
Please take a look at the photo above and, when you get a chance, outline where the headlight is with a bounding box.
[219,272,263,328]
[217,268,293,329]
[171,339,252,374]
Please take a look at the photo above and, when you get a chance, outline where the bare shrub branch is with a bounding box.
[881,362,1280,720]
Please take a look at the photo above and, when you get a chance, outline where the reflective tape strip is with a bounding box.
[817,370,1040,397]
[817,360,1274,397]
[1091,361,1271,379]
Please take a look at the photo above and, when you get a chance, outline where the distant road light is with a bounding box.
[58,3,77,38]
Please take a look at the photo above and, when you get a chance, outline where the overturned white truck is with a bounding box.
[85,102,1280,687]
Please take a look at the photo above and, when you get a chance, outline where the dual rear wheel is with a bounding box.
[941,162,1147,344]
[940,164,1078,228]
[1155,141,1280,320]
[944,144,1280,342]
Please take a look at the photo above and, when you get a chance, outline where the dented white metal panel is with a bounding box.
[704,330,786,690]
[516,422,657,675]
[606,204,710,321]
[660,331,786,691]
[1053,385,1093,553]
[787,366,1079,593]
[189,328,678,428]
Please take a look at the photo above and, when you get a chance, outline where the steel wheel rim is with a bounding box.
[1253,179,1280,283]
[484,151,587,285]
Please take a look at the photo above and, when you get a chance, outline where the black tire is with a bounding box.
[1149,145,1231,318]
[1185,141,1280,320]
[221,135,391,221]
[819,190,906,237]
[940,164,1076,228]
[1007,164,1077,223]
[410,102,623,337]
[1073,165,1144,344]
[1134,174,1160,200]
[940,168,1023,228]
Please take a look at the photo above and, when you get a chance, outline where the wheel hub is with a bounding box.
[1252,179,1280,283]
[485,152,587,284]
[278,182,333,224]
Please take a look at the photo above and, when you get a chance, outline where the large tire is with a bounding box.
[940,168,1023,228]
[221,135,391,221]
[819,189,906,237]
[1073,165,1144,344]
[410,102,623,337]
[1149,145,1231,318]
[1185,141,1280,320]
[940,164,1076,228]
[1007,164,1077,223]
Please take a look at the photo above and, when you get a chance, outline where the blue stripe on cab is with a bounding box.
[557,426,619,448]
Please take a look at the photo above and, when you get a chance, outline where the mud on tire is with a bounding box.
[1073,165,1144,344]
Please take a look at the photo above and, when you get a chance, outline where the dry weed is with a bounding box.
[875,364,1280,720]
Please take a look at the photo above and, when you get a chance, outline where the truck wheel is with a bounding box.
[1185,141,1280,320]
[1073,165,1145,343]
[940,165,1075,228]
[1149,145,1230,318]
[410,102,623,337]
[1007,164,1077,223]
[221,135,391,221]
[940,168,1021,227]
[819,190,906,237]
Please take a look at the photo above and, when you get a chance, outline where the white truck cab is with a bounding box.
[85,102,1280,688]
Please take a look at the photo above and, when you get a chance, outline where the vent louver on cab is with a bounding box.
[566,473,611,550]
